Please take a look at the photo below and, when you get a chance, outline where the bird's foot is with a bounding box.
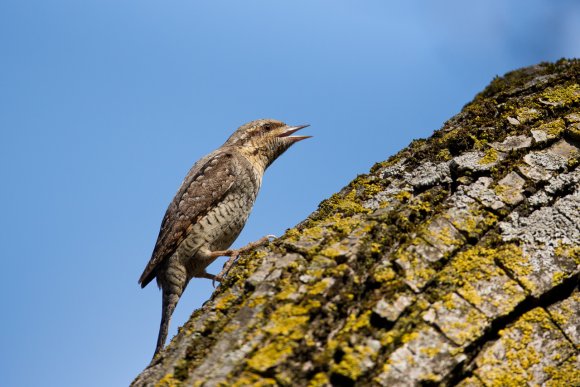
[208,235,277,287]
[201,271,227,288]
[200,271,221,288]
[238,234,277,253]
[211,265,230,288]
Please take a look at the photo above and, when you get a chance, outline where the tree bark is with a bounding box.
[133,60,580,387]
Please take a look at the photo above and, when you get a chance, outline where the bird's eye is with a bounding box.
[263,124,272,131]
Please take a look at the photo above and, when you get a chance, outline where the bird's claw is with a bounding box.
[211,275,222,288]
[213,253,239,287]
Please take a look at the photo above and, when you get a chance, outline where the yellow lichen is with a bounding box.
[551,271,567,286]
[375,332,396,351]
[214,291,237,312]
[536,118,565,139]
[319,246,342,258]
[335,311,371,336]
[301,225,326,240]
[270,301,314,319]
[407,197,433,216]
[515,107,541,123]
[435,294,488,345]
[231,372,277,387]
[246,294,268,308]
[469,134,487,150]
[275,281,299,301]
[554,243,580,264]
[446,205,498,238]
[394,246,437,286]
[479,147,499,165]
[495,245,537,294]
[261,298,321,346]
[331,345,377,381]
[246,340,296,372]
[437,148,452,161]
[436,244,527,311]
[401,331,419,344]
[308,372,330,387]
[372,265,396,283]
[226,250,268,283]
[283,227,300,241]
[545,356,580,387]
[421,347,443,359]
[474,308,572,385]
[540,83,580,106]
[352,175,384,198]
[547,291,578,329]
[395,190,413,202]
[265,315,310,338]
[155,374,180,387]
[424,219,464,252]
[330,214,367,235]
[317,189,371,219]
[308,278,333,295]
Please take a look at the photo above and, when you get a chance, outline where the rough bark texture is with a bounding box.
[133,60,580,387]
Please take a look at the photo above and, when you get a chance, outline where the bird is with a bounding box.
[139,119,311,357]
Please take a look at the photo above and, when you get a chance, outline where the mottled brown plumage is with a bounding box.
[139,119,310,357]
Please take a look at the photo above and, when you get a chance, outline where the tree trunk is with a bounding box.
[133,60,580,387]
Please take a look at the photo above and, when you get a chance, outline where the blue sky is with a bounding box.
[1,1,579,386]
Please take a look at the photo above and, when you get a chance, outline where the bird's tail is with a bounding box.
[154,290,181,357]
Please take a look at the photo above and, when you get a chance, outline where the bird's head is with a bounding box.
[224,119,311,170]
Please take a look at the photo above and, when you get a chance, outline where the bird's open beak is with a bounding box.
[277,124,311,142]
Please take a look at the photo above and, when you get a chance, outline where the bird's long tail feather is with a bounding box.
[154,290,181,357]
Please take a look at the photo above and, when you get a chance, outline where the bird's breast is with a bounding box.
[175,178,260,264]
[203,189,256,250]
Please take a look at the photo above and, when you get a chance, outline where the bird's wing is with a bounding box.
[138,150,239,288]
